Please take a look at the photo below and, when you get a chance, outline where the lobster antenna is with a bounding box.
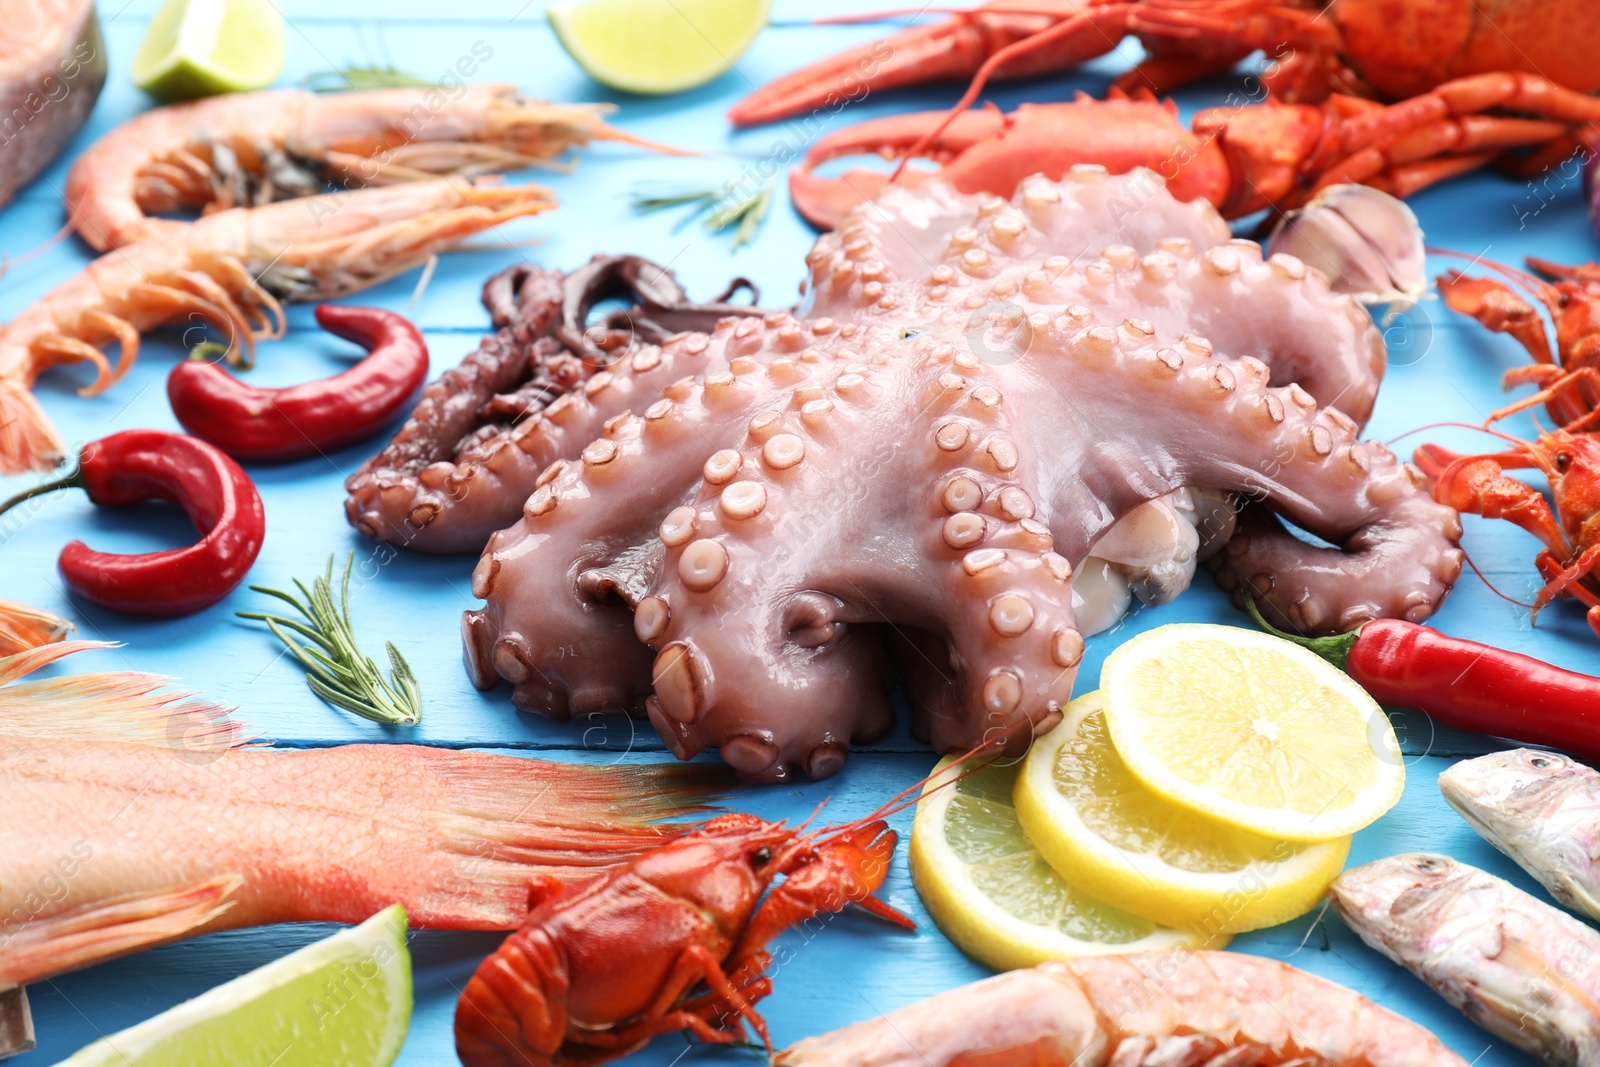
[1428,246,1556,301]
[816,4,1094,23]
[1386,420,1536,450]
[887,12,1099,183]
[809,738,1008,846]
[1458,547,1536,610]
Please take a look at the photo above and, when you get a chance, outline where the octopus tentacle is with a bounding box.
[641,360,901,781]
[989,307,1462,637]
[463,314,837,730]
[347,259,768,553]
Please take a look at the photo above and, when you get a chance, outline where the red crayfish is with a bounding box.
[730,0,1600,126]
[786,78,1600,229]
[454,805,914,1065]
[1416,257,1600,637]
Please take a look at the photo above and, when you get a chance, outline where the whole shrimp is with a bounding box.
[777,951,1469,1067]
[454,807,915,1066]
[0,178,552,474]
[63,83,650,252]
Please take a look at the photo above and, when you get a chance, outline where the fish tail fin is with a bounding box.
[0,378,64,476]
[0,875,242,987]
[410,751,729,927]
[0,640,250,752]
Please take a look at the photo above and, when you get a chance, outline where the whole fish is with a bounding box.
[1330,853,1600,1067]
[0,0,105,207]
[1440,748,1600,921]
[0,642,722,993]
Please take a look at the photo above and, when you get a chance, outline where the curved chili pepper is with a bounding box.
[0,430,264,616]
[1247,597,1600,762]
[168,304,429,462]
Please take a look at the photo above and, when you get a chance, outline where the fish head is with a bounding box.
[1329,853,1470,953]
[1439,749,1576,816]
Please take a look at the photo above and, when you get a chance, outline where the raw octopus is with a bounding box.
[346,253,1218,635]
[344,255,766,553]
[461,167,1463,781]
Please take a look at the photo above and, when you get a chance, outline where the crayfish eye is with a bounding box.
[752,847,772,866]
[1556,451,1573,472]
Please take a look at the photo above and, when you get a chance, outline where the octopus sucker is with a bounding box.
[465,169,1461,779]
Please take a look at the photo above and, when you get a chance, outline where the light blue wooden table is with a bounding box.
[4,2,1595,1063]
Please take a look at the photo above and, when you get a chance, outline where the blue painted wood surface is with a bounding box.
[3,2,1597,1064]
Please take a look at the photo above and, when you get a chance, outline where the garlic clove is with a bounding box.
[1267,185,1426,309]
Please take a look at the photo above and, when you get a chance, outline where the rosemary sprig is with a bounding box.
[631,178,773,250]
[238,553,422,726]
[305,65,436,93]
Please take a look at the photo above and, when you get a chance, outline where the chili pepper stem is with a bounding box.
[1242,593,1360,672]
[0,466,87,520]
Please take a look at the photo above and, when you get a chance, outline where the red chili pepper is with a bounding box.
[167,304,429,462]
[1247,597,1600,761]
[0,430,265,616]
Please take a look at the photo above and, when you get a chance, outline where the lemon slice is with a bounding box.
[132,0,286,102]
[1102,624,1404,842]
[59,905,411,1066]
[549,0,769,95]
[1016,691,1350,934]
[910,755,1224,971]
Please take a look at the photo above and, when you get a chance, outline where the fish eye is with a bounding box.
[1529,753,1560,768]
[753,847,772,866]
[1556,451,1573,472]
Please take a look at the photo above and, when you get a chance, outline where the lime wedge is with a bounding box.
[132,0,286,102]
[549,0,769,95]
[57,905,411,1066]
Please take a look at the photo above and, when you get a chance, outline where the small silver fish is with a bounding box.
[1330,853,1600,1067]
[1440,749,1600,921]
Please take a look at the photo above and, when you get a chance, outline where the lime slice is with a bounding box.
[1015,691,1350,934]
[910,755,1224,971]
[132,0,286,102]
[58,905,411,1066]
[1101,624,1404,842]
[549,0,769,95]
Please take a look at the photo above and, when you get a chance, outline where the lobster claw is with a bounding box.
[789,108,1007,229]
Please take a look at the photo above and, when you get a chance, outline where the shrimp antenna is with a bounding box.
[0,219,76,282]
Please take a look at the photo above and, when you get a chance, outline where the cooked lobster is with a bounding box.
[789,80,1600,229]
[730,0,1600,126]
[454,808,915,1066]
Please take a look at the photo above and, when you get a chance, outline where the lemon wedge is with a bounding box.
[132,0,286,102]
[1016,691,1350,934]
[549,0,769,95]
[1101,624,1404,842]
[910,755,1224,971]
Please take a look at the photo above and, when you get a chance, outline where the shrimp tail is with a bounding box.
[0,875,243,989]
[0,378,65,475]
